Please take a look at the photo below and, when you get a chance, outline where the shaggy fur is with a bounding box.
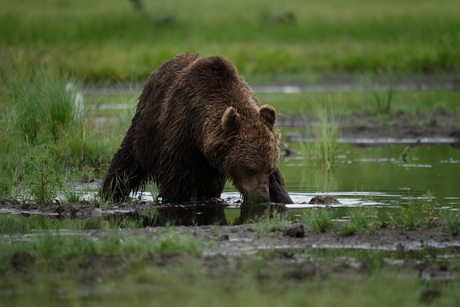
[102,53,293,204]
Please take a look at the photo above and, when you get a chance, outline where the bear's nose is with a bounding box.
[248,186,270,203]
[256,193,270,203]
[255,182,270,202]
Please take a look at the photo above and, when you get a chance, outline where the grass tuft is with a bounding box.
[302,209,334,232]
[7,67,84,144]
[25,155,63,205]
[0,159,20,198]
[367,74,395,116]
[440,210,460,236]
[0,230,204,271]
[300,101,340,170]
[388,190,439,231]
[147,182,160,204]
[340,207,380,236]
[256,211,292,236]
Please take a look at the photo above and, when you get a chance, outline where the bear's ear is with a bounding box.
[222,107,240,134]
[259,105,277,130]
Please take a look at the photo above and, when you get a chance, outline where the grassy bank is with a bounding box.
[0,66,130,201]
[1,216,460,306]
[1,0,459,83]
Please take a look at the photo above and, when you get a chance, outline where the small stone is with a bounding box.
[285,224,305,238]
[308,196,340,205]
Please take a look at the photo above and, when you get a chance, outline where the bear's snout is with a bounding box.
[249,190,270,203]
[241,177,270,204]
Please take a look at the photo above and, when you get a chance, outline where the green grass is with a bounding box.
[5,67,84,144]
[305,101,339,169]
[2,243,460,307]
[385,190,443,231]
[340,207,380,235]
[301,209,334,232]
[0,214,108,235]
[0,159,19,198]
[147,182,160,205]
[368,76,395,115]
[64,190,83,203]
[0,65,133,201]
[2,210,460,306]
[440,210,460,236]
[0,230,204,271]
[25,155,63,205]
[256,210,292,236]
[258,90,460,116]
[1,0,459,83]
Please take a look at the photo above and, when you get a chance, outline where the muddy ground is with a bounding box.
[278,110,460,145]
[4,215,460,288]
[2,198,459,256]
[131,222,460,284]
[2,197,460,285]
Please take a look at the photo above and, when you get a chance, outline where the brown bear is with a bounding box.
[102,53,293,204]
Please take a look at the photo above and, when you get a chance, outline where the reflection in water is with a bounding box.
[235,202,289,225]
[108,201,289,227]
[297,161,337,193]
[282,143,460,209]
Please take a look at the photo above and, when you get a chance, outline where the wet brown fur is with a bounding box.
[102,53,293,204]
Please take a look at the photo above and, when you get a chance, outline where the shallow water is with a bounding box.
[4,92,459,228]
[90,102,460,214]
[3,140,458,228]
[26,141,458,226]
[126,142,459,208]
[280,142,460,208]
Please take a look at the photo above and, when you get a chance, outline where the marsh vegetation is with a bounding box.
[1,0,460,305]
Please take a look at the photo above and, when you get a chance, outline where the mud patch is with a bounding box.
[279,110,460,146]
[3,222,460,284]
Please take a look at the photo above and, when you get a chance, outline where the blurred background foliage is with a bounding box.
[1,0,458,83]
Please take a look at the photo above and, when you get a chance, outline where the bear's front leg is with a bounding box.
[269,168,293,204]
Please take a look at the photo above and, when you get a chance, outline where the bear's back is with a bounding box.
[165,55,261,119]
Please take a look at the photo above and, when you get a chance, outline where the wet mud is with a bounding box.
[4,215,460,285]
[2,196,459,253]
[2,198,460,253]
[279,110,460,147]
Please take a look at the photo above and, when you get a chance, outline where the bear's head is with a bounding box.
[221,105,280,203]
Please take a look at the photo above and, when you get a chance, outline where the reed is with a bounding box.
[300,101,340,170]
